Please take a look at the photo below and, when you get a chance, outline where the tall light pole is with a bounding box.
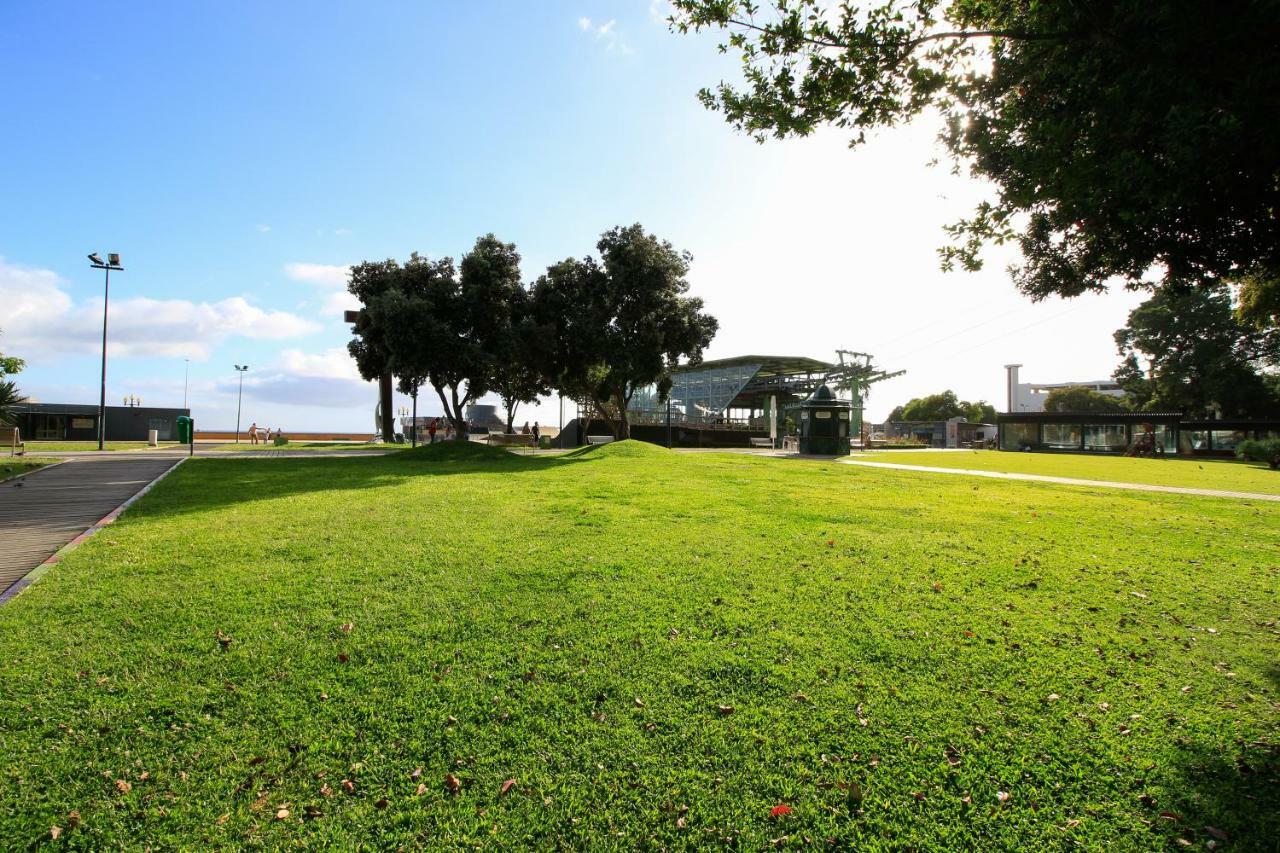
[183,358,190,410]
[234,364,248,442]
[88,252,123,451]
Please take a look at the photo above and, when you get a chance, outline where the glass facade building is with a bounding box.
[997,413,1280,457]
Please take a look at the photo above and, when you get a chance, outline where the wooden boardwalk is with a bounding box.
[0,456,181,595]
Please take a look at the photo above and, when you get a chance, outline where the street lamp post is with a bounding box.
[183,358,190,410]
[88,252,123,451]
[234,364,249,442]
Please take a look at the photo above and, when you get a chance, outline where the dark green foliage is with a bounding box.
[0,329,25,425]
[1042,385,1127,414]
[1114,284,1280,417]
[1236,438,1280,470]
[533,225,718,439]
[891,390,994,422]
[671,1,1280,316]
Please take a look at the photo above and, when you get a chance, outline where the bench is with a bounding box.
[586,435,615,445]
[749,437,774,449]
[1,426,24,457]
[487,432,536,448]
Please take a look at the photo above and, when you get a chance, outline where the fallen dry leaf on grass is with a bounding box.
[340,779,355,794]
[500,779,517,797]
[114,779,132,794]
[716,704,734,715]
[50,826,62,840]
[340,622,353,633]
[444,773,461,795]
[275,808,290,820]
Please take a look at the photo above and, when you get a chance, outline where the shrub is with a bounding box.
[1236,438,1280,469]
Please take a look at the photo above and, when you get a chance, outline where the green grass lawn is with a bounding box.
[22,441,182,453]
[210,441,405,452]
[1,442,1275,848]
[855,449,1280,494]
[0,457,58,481]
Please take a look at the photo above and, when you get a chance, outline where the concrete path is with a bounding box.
[839,458,1280,502]
[0,455,182,599]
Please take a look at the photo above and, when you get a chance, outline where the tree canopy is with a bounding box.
[671,1,1280,317]
[889,390,993,422]
[1042,385,1127,414]
[1114,284,1280,417]
[0,330,23,426]
[533,225,719,439]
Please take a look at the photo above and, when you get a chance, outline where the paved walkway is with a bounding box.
[839,458,1280,502]
[0,455,182,599]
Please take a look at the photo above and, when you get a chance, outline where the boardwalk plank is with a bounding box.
[0,457,179,592]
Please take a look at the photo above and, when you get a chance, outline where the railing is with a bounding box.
[627,410,768,431]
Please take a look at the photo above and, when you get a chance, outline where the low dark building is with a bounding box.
[11,402,192,442]
[997,411,1280,456]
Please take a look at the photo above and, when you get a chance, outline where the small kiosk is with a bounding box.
[798,385,852,455]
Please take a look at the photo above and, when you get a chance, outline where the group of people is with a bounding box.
[423,418,456,443]
[246,422,278,444]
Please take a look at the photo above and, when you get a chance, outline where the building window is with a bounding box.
[1210,430,1247,452]
[1042,423,1082,450]
[1001,422,1037,450]
[1083,424,1127,452]
[1181,430,1209,452]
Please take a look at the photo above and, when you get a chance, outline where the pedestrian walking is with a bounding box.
[532,421,540,447]
[429,418,438,443]
[248,422,258,445]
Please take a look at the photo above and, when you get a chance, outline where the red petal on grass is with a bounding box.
[769,804,792,819]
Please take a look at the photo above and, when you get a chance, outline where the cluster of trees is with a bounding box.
[0,331,24,426]
[886,391,995,424]
[347,225,718,441]
[1114,285,1280,418]
[669,1,1280,330]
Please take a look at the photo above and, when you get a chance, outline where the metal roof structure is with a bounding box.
[637,351,903,421]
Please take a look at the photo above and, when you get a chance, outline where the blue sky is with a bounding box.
[1,2,1144,431]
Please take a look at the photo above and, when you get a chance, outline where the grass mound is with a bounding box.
[562,438,670,459]
[398,440,515,462]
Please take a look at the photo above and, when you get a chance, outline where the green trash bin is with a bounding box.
[176,416,193,445]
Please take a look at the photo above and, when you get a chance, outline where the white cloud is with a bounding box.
[220,346,373,409]
[0,257,319,360]
[649,0,674,24]
[577,16,632,53]
[256,224,271,233]
[284,261,359,318]
[284,262,349,287]
[320,289,361,315]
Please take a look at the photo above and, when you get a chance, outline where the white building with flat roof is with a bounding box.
[1002,364,1126,413]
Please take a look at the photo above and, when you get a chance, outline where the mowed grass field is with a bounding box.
[20,441,183,453]
[856,449,1280,494]
[0,442,1276,849]
[210,441,403,452]
[0,458,58,481]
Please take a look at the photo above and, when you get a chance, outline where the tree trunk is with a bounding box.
[378,371,394,443]
[614,390,630,440]
[504,399,518,433]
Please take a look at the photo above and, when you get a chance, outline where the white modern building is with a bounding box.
[1002,364,1126,413]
